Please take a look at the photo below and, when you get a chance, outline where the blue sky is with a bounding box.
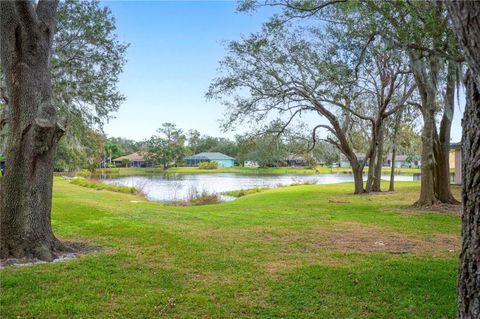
[102,0,277,141]
[102,1,463,143]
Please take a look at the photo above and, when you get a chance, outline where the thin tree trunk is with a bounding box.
[372,124,384,192]
[446,2,480,317]
[0,1,65,261]
[366,120,381,193]
[389,112,402,192]
[365,153,375,192]
[389,146,397,192]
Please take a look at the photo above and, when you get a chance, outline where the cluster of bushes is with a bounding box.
[76,169,92,177]
[70,178,136,194]
[75,168,121,177]
[198,161,218,169]
[187,188,220,205]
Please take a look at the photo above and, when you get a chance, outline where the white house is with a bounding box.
[243,160,259,168]
[339,153,366,168]
[385,154,421,169]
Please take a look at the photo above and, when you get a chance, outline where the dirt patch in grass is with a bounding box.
[0,240,100,268]
[417,203,462,214]
[192,223,459,258]
[308,223,460,257]
[328,199,350,204]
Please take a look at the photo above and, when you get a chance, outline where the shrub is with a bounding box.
[198,161,218,170]
[76,169,92,177]
[186,186,220,205]
[121,159,130,167]
[96,168,120,175]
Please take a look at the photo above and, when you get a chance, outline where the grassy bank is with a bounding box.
[91,166,423,176]
[70,177,137,195]
[0,179,460,318]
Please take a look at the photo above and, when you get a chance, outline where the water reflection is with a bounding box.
[98,173,416,202]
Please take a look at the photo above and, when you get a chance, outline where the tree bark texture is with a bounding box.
[0,1,64,261]
[352,162,365,195]
[433,61,458,204]
[446,2,480,318]
[457,71,480,319]
[409,52,440,206]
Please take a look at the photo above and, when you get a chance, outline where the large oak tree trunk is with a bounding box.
[433,61,458,204]
[457,71,480,319]
[351,162,365,195]
[417,103,437,206]
[446,2,480,318]
[409,50,440,207]
[433,116,458,204]
[0,1,64,261]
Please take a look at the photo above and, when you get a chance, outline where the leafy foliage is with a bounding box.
[147,123,187,169]
[198,162,219,170]
[53,0,128,126]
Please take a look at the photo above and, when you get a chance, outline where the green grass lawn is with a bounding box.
[93,166,423,176]
[0,179,460,318]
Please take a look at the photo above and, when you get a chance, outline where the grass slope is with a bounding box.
[0,179,460,318]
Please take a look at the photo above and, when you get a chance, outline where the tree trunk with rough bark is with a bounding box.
[409,51,440,206]
[352,162,365,195]
[457,71,480,319]
[433,61,458,204]
[446,2,480,318]
[417,101,437,206]
[0,1,65,261]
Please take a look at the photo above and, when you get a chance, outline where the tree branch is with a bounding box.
[36,0,59,26]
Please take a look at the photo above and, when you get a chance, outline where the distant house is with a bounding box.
[285,155,308,167]
[243,160,259,168]
[113,151,153,168]
[185,152,235,167]
[449,142,462,184]
[385,154,421,169]
[339,153,366,168]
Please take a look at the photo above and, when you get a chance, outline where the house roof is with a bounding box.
[340,153,366,161]
[185,152,235,161]
[113,151,149,162]
[286,155,306,161]
[386,154,409,161]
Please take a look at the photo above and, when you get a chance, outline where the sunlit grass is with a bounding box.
[0,178,460,318]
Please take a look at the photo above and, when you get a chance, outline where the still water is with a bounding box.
[98,173,417,202]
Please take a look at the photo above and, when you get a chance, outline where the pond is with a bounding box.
[98,173,417,202]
